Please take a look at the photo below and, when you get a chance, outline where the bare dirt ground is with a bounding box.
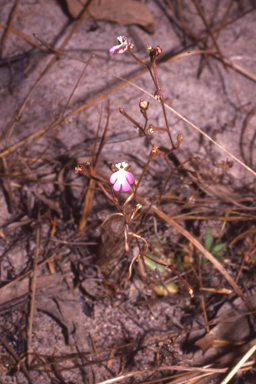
[0,0,256,383]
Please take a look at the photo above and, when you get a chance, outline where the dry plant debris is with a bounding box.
[0,0,256,383]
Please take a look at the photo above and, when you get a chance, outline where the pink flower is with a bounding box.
[110,162,134,192]
[109,36,134,54]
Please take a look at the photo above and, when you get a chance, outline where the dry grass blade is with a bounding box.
[221,56,256,83]
[79,178,96,232]
[197,0,233,76]
[192,0,228,70]
[166,0,201,41]
[61,59,94,118]
[79,103,109,231]
[220,341,256,384]
[1,156,14,213]
[0,22,48,53]
[27,214,40,366]
[200,294,210,333]
[0,119,61,158]
[229,227,256,246]
[96,365,230,384]
[0,0,20,57]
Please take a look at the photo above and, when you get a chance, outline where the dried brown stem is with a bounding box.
[0,0,20,58]
[79,102,110,231]
[197,0,233,76]
[192,0,228,70]
[27,214,40,366]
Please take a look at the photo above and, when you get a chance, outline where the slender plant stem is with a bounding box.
[151,60,175,148]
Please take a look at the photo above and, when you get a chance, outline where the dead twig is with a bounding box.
[0,22,48,53]
[79,101,110,231]
[197,0,233,76]
[192,0,228,70]
[27,214,40,366]
[0,0,20,58]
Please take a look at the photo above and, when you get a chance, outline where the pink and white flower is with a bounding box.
[110,162,134,192]
[109,36,134,54]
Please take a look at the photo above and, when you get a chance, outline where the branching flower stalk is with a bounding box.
[116,41,186,201]
[119,108,153,145]
[148,45,175,148]
[75,36,196,294]
[110,37,175,148]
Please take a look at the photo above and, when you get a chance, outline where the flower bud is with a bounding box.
[154,91,161,102]
[75,164,88,176]
[108,162,117,172]
[75,165,83,174]
[150,146,160,159]
[177,133,183,143]
[139,99,149,110]
[147,124,154,135]
[156,46,163,55]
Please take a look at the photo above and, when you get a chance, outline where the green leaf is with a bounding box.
[212,243,226,253]
[205,228,214,250]
[211,252,224,264]
[151,282,178,296]
[144,254,166,273]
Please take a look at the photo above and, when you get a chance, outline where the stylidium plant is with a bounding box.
[76,36,196,296]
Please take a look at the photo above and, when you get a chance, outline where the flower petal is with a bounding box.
[122,178,131,192]
[110,173,118,185]
[113,178,122,191]
[109,44,122,54]
[109,45,127,54]
[109,36,129,54]
[125,171,134,184]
